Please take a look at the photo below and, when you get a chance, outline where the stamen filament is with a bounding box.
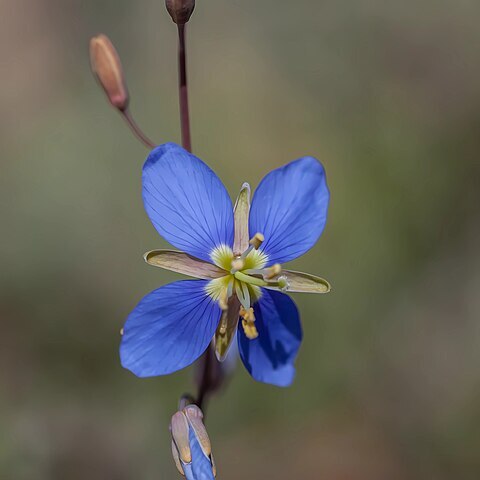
[238,233,264,261]
[239,245,253,260]
[244,263,281,280]
[242,268,262,276]
[234,271,268,287]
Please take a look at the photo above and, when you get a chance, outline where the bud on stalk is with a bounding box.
[170,404,216,477]
[165,0,195,25]
[89,34,129,111]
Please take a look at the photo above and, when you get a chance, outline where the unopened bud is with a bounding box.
[165,0,195,24]
[170,404,216,477]
[89,34,129,111]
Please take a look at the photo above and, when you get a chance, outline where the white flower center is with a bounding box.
[206,234,289,340]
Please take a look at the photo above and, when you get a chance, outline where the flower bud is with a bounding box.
[165,0,195,25]
[89,34,129,111]
[170,404,216,477]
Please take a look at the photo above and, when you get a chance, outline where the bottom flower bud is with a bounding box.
[170,404,216,479]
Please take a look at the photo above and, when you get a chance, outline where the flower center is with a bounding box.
[207,234,289,340]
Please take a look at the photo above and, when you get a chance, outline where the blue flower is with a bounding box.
[120,143,330,387]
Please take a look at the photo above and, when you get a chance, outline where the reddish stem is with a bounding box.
[177,24,192,152]
[121,109,156,148]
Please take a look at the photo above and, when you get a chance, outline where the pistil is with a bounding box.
[230,258,245,274]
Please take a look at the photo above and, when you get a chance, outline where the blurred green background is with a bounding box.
[1,0,479,478]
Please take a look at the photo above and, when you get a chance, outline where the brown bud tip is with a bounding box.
[89,34,129,111]
[165,0,195,24]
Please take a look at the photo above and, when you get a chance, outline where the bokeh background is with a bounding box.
[1,0,479,478]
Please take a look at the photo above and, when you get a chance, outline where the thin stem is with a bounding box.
[121,109,156,148]
[195,342,224,414]
[177,24,192,152]
[176,22,215,412]
[196,347,211,410]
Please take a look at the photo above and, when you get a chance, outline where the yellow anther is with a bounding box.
[242,319,258,339]
[265,263,282,280]
[120,328,124,336]
[231,258,245,272]
[239,307,255,322]
[240,307,258,339]
[249,233,264,250]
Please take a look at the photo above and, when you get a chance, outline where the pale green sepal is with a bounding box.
[266,270,331,294]
[144,250,226,279]
[233,182,251,256]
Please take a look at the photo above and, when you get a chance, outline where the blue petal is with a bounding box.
[120,280,221,377]
[143,143,234,262]
[249,157,329,264]
[238,289,302,387]
[184,427,215,480]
